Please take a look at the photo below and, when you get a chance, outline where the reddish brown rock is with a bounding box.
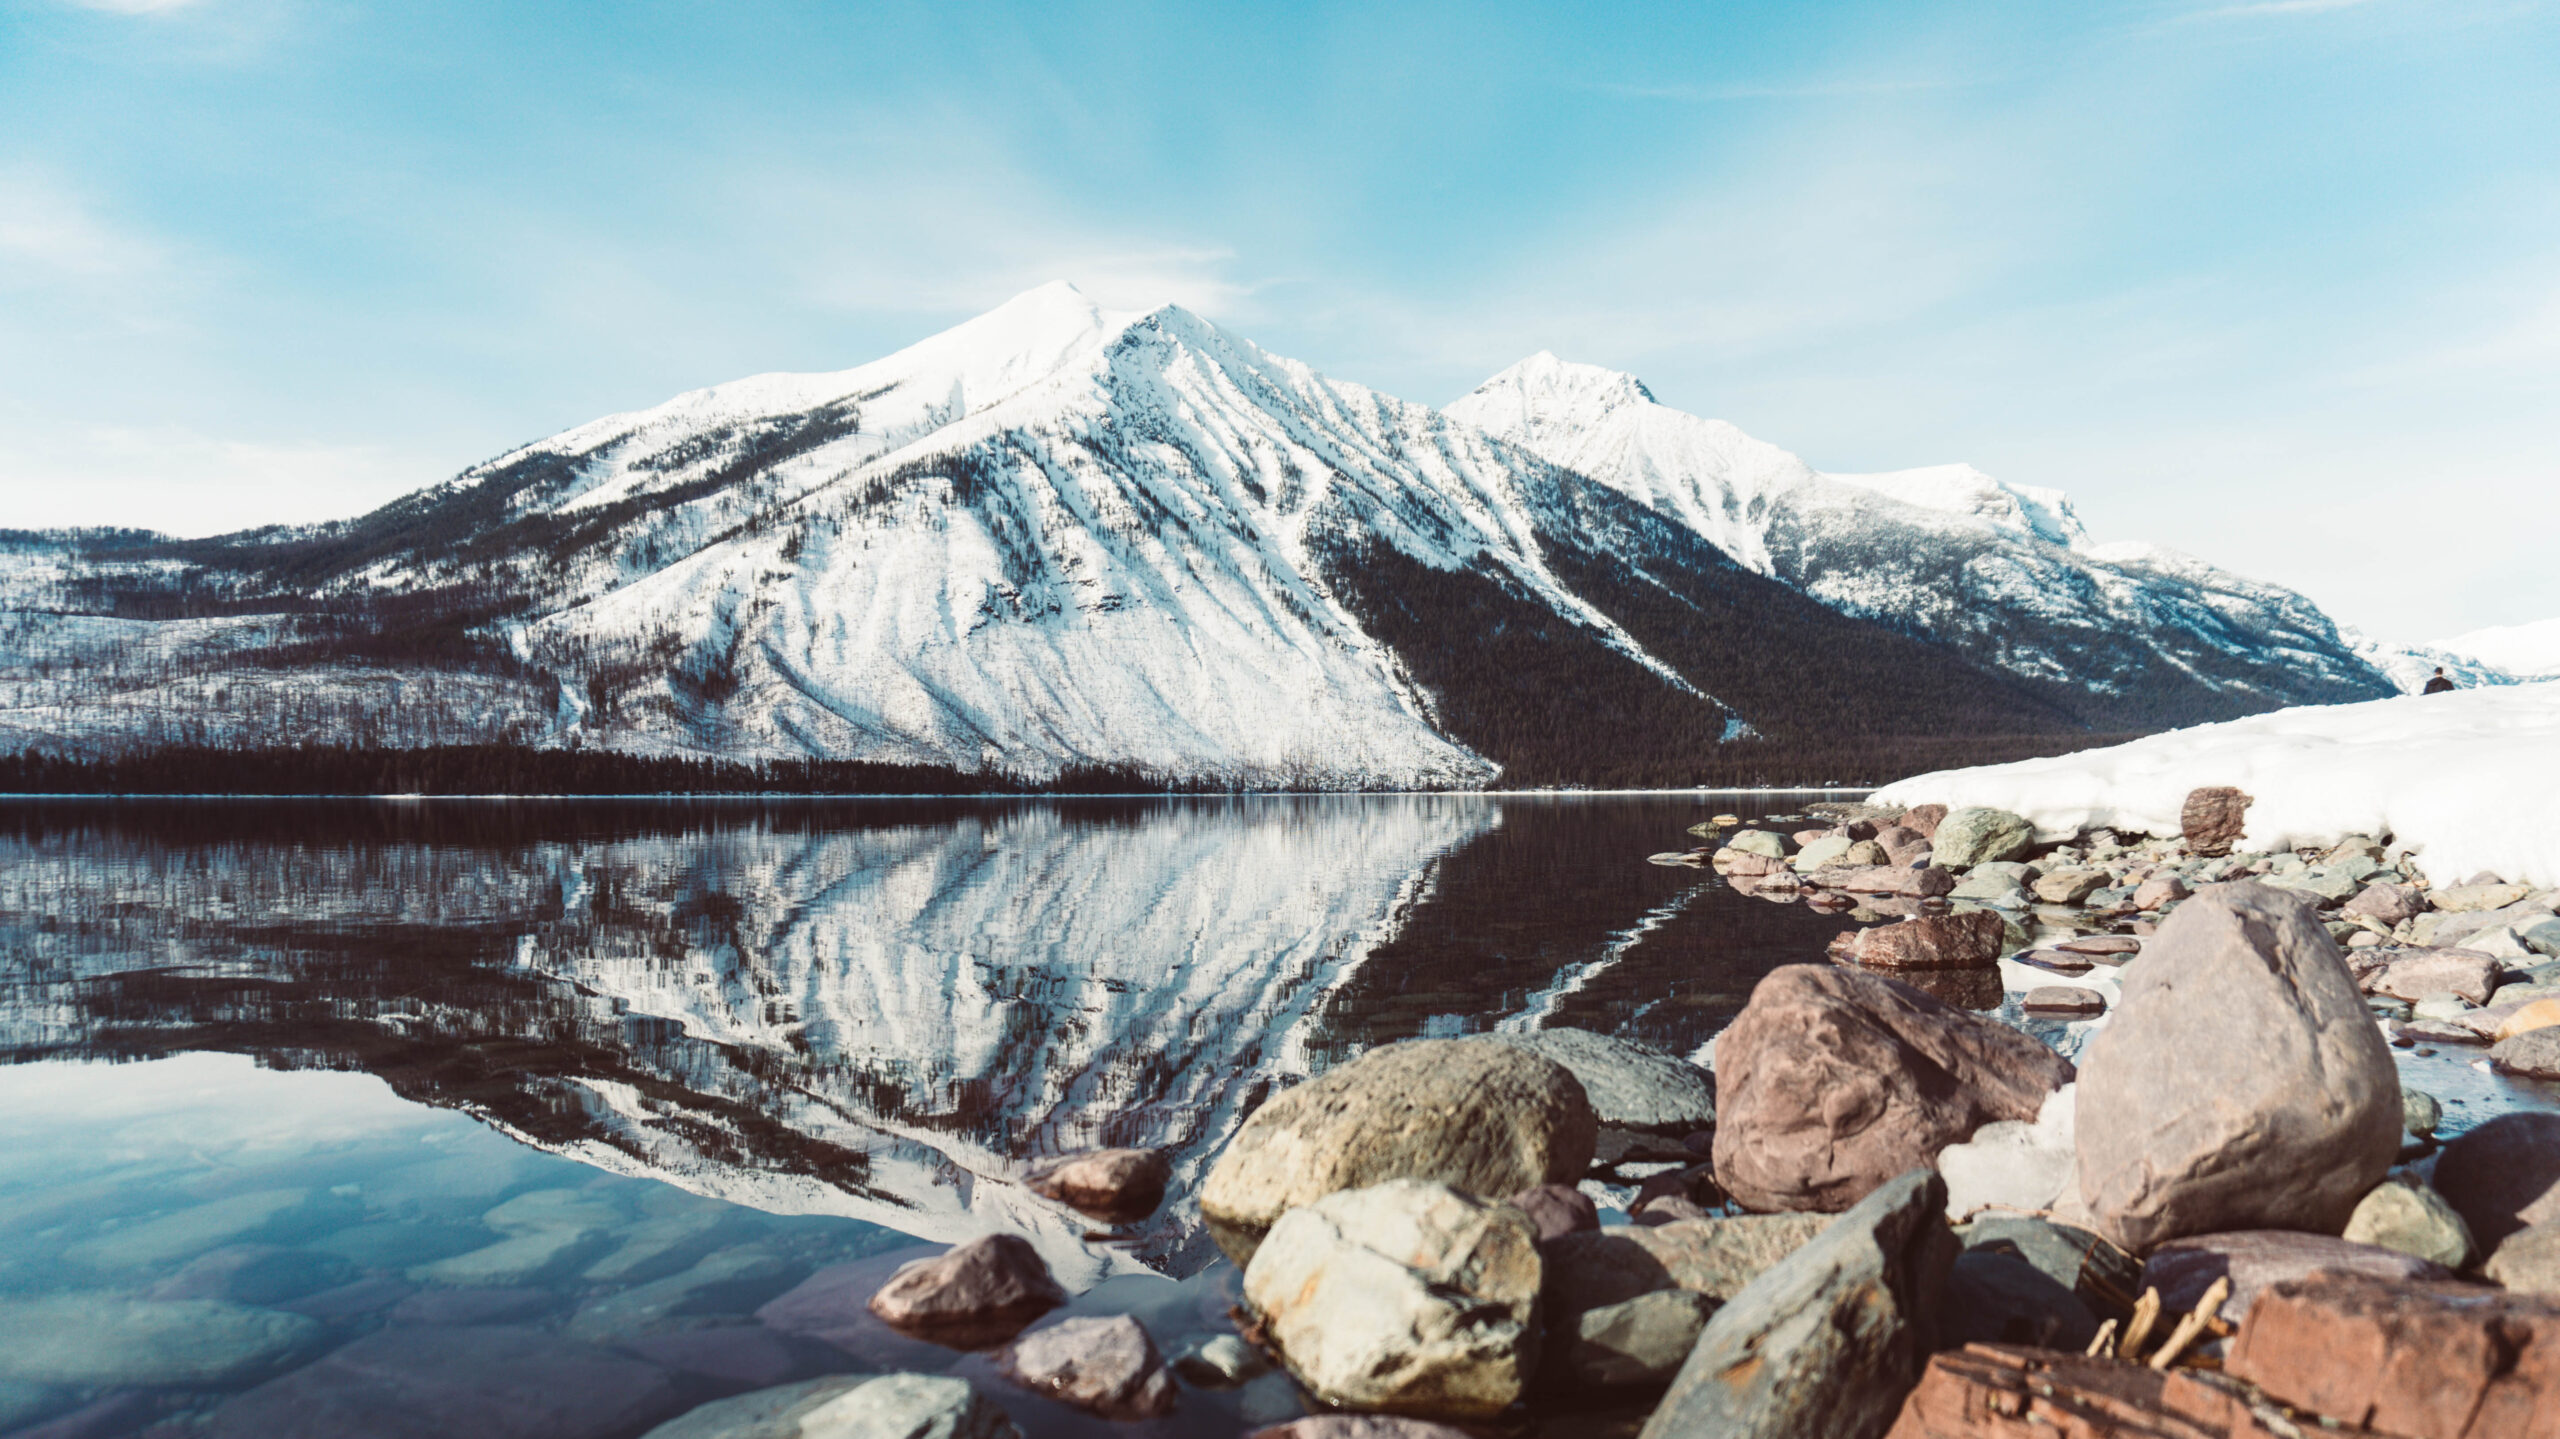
[1809,864,1957,898]
[1506,1183,1599,1244]
[2180,786,2253,857]
[1711,964,2074,1213]
[1023,1148,1170,1223]
[2433,1112,2560,1252]
[1885,1343,2366,1439]
[1832,910,2007,970]
[997,1314,1176,1418]
[1712,848,1789,878]
[2142,1230,2452,1326]
[2022,987,2106,1017]
[861,1234,1066,1348]
[2374,949,2501,1006]
[2226,1272,2560,1438]
[1875,825,1933,866]
[2133,875,2191,910]
[2342,880,2425,926]
[1896,804,1948,838]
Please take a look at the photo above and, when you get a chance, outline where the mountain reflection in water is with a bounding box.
[0,795,1860,1283]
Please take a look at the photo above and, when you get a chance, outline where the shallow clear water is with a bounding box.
[0,795,2550,1439]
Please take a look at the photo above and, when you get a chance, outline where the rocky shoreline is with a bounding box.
[591,788,2560,1437]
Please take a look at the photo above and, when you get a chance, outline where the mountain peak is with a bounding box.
[1455,353,1659,444]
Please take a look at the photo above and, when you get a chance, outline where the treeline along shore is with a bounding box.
[0,733,2140,796]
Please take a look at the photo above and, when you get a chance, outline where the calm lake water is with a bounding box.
[0,795,2548,1439]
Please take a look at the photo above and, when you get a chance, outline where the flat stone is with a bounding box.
[792,1374,1021,1439]
[582,1210,739,1285]
[635,1375,873,1439]
[2032,869,2106,905]
[1723,829,1787,858]
[2343,881,2424,926]
[2434,1111,2560,1251]
[995,1315,1175,1418]
[2225,1273,2560,1437]
[2053,936,2141,956]
[1809,864,1956,898]
[1639,1169,1955,1439]
[569,1247,799,1341]
[0,1295,321,1388]
[147,1244,356,1305]
[1886,1344,2364,1439]
[2434,882,2534,913]
[2494,1026,2560,1079]
[2141,1230,2451,1326]
[864,1235,1066,1350]
[2020,987,2104,1016]
[2375,948,2502,1005]
[1243,1179,1542,1418]
[62,1189,313,1271]
[1713,964,2073,1213]
[1200,1037,1597,1261]
[1793,834,1856,872]
[1246,1418,1478,1439]
[1494,1027,1716,1137]
[204,1325,687,1439]
[1022,1149,1170,1224]
[1831,911,2004,971]
[410,1226,611,1288]
[2074,883,2401,1251]
[484,1187,625,1235]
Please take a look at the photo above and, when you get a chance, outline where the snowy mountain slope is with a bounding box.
[2437,615,2560,679]
[2341,626,2517,695]
[3,285,2358,782]
[1447,355,2394,729]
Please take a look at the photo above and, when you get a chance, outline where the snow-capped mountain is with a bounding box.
[0,285,2392,784]
[2341,627,2517,695]
[1447,353,2392,729]
[2436,615,2560,680]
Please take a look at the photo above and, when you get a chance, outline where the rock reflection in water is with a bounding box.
[0,796,1861,1287]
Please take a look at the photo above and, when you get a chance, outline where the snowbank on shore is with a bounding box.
[1870,680,2560,889]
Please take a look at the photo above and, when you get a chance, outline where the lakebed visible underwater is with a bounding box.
[1,796,2553,1438]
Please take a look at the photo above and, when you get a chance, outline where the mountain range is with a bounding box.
[0,282,2415,787]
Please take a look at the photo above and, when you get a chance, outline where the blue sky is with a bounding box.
[2,0,2554,642]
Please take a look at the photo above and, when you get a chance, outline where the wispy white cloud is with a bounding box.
[0,170,174,281]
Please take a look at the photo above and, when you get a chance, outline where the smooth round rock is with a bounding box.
[1494,1028,1715,1137]
[1201,1039,1596,1261]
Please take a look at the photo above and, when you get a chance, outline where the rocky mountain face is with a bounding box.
[0,285,2392,785]
[1447,353,2394,731]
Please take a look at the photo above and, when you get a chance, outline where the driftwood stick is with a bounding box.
[2147,1277,2233,1371]
[2118,1285,2163,1360]
[2084,1317,2119,1358]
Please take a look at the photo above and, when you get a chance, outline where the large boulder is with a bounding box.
[2179,786,2251,857]
[1712,966,2074,1213]
[1201,1038,1596,1261]
[2074,883,2400,1251]
[1542,1214,1832,1322]
[2433,1112,2560,1252]
[1553,1290,1718,1390]
[1023,1150,1170,1225]
[1638,1169,1954,1439]
[1493,1027,1714,1143]
[1241,1180,1542,1417]
[2340,1178,2474,1268]
[1930,809,2034,868]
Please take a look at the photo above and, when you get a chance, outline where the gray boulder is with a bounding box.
[1201,1038,1596,1261]
[1542,1214,1831,1322]
[2074,883,2401,1251]
[638,1375,874,1439]
[1942,1250,2096,1351]
[1637,1169,1953,1439]
[1931,808,2035,868]
[2491,1026,2560,1079]
[2485,1220,2560,1296]
[0,1295,320,1388]
[1553,1290,1717,1390]
[1493,1027,1714,1137]
[1712,965,2073,1213]
[1952,1216,2139,1322]
[1242,1179,1542,1417]
[793,1375,1021,1439]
